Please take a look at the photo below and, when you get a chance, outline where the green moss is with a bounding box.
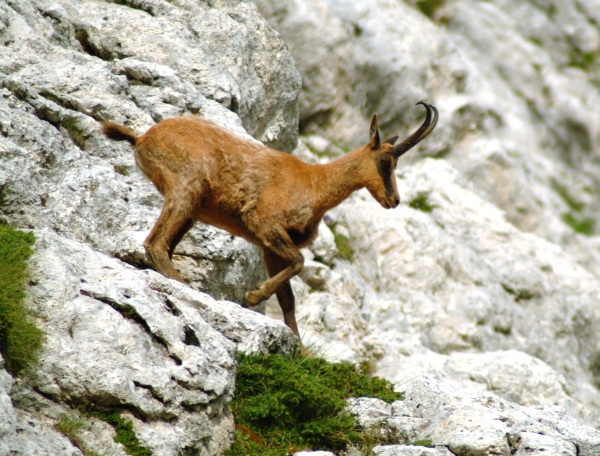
[61,116,89,149]
[413,0,445,19]
[56,413,102,456]
[562,212,595,236]
[113,165,129,176]
[552,180,584,212]
[0,225,43,376]
[334,232,354,262]
[91,409,151,456]
[569,50,596,70]
[227,353,402,455]
[410,439,433,448]
[409,194,435,213]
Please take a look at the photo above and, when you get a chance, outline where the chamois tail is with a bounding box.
[100,122,137,146]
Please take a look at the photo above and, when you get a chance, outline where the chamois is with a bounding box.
[100,102,438,340]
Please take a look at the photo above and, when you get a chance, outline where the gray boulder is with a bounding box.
[349,377,600,456]
[254,0,600,279]
[3,230,296,455]
[0,0,301,304]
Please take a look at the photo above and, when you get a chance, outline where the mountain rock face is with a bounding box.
[0,0,300,454]
[350,378,600,456]
[254,0,600,274]
[3,0,600,454]
[0,0,302,305]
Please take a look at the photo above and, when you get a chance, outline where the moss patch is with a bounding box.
[410,439,433,448]
[61,116,90,149]
[552,180,584,212]
[333,231,354,262]
[56,413,101,456]
[569,50,596,70]
[409,194,435,213]
[0,225,43,376]
[113,164,129,176]
[227,353,402,455]
[91,409,151,456]
[562,213,595,236]
[552,180,595,236]
[413,0,445,19]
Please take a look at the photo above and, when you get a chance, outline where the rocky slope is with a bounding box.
[0,0,299,454]
[254,0,600,274]
[257,0,600,452]
[3,0,600,454]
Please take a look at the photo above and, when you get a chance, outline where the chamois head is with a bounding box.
[363,102,438,209]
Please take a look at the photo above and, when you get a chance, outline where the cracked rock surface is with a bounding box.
[0,0,302,304]
[350,377,600,456]
[5,0,600,454]
[4,230,296,455]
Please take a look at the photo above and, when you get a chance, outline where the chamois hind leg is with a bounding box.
[262,249,301,338]
[247,229,304,307]
[144,197,194,283]
[168,218,195,260]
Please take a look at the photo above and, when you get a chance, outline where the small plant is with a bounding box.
[552,180,584,212]
[333,231,354,262]
[562,213,595,236]
[551,180,595,236]
[413,0,445,19]
[114,164,129,176]
[56,413,102,456]
[91,409,151,456]
[410,439,434,447]
[0,225,44,375]
[227,353,402,455]
[409,194,435,213]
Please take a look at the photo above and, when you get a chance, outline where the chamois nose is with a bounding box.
[394,195,400,207]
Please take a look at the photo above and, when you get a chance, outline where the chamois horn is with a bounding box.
[392,102,438,158]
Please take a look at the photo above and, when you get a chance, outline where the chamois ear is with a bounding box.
[370,114,381,149]
[384,135,399,146]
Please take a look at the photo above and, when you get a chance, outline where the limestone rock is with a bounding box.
[280,152,600,426]
[0,362,15,456]
[373,446,453,456]
[340,159,600,425]
[374,377,600,456]
[0,0,301,304]
[7,410,83,456]
[254,0,600,282]
[5,229,297,455]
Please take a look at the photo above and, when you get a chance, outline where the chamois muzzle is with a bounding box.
[392,102,439,158]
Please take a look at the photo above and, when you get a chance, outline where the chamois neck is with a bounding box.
[313,148,368,213]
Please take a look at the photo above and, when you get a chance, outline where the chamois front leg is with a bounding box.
[247,229,304,307]
[262,249,301,338]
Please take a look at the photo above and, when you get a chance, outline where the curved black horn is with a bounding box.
[392,102,439,158]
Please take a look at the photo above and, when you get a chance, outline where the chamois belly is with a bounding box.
[287,222,319,248]
[195,206,261,245]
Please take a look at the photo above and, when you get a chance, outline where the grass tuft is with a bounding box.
[113,164,129,176]
[0,225,44,375]
[562,213,595,236]
[55,413,102,456]
[227,353,402,455]
[409,194,435,213]
[413,0,445,19]
[334,232,354,262]
[410,439,433,447]
[91,409,151,456]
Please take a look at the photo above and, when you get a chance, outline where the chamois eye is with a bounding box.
[381,158,392,169]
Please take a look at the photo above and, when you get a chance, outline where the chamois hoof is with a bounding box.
[246,289,264,307]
